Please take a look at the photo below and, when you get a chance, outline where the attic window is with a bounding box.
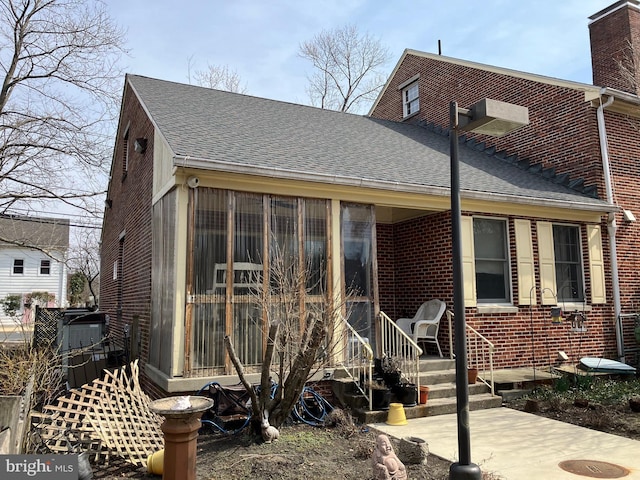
[402,81,419,118]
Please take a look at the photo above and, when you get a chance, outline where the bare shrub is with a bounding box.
[225,239,356,434]
[0,330,64,409]
[324,408,358,438]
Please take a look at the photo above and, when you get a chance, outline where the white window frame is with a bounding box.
[402,82,419,118]
[472,216,512,304]
[40,259,51,275]
[537,221,587,306]
[552,223,585,302]
[12,258,24,275]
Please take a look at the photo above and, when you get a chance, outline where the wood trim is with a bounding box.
[461,216,477,307]
[515,219,536,305]
[224,192,234,373]
[184,188,195,374]
[587,225,606,304]
[537,221,557,305]
[397,73,420,90]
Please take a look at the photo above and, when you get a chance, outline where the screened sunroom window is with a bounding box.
[185,188,329,376]
[190,188,229,373]
[150,189,177,374]
[231,193,264,367]
[304,200,328,294]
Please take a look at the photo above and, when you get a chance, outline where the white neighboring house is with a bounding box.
[0,214,69,325]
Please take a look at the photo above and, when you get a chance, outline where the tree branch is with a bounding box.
[224,335,260,418]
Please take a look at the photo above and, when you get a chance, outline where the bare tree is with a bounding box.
[187,57,247,93]
[299,24,390,113]
[67,227,100,307]
[225,242,355,435]
[616,39,640,96]
[0,0,127,236]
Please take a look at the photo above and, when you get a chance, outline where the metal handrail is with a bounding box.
[378,311,423,394]
[339,317,374,411]
[447,310,496,395]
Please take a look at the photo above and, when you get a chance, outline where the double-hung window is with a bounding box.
[13,259,24,275]
[402,82,419,118]
[538,221,591,305]
[40,259,51,275]
[553,225,584,302]
[473,218,510,303]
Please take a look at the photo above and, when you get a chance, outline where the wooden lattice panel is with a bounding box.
[29,360,164,467]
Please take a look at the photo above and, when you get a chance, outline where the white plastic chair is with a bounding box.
[396,299,446,357]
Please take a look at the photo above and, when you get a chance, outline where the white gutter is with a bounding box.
[173,155,613,213]
[596,92,624,360]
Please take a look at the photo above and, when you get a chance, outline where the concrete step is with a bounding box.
[418,369,457,385]
[355,393,502,424]
[499,388,533,402]
[333,363,500,423]
[339,378,494,416]
[422,381,490,400]
[424,393,502,416]
[418,358,455,371]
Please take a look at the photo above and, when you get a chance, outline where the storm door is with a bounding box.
[341,203,378,351]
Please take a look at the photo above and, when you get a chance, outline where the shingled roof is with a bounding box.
[127,74,612,212]
[0,214,69,249]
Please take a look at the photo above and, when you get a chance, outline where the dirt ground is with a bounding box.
[89,397,640,480]
[504,395,640,441]
[91,413,452,480]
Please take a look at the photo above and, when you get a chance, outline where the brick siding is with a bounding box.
[370,30,640,365]
[100,84,154,382]
[377,211,617,368]
[589,3,640,95]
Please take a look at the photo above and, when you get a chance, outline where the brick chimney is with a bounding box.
[589,0,640,95]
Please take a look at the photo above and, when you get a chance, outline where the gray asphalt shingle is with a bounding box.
[127,74,610,209]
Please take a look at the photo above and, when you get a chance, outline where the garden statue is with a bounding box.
[372,434,407,480]
[261,410,279,443]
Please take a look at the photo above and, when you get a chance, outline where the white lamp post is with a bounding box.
[449,98,529,480]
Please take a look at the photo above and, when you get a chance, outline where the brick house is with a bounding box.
[100,2,640,396]
[369,0,640,369]
[100,71,613,397]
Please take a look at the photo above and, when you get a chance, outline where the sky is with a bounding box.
[31,0,617,229]
[106,0,617,108]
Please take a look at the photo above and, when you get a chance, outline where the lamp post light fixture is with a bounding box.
[449,98,529,480]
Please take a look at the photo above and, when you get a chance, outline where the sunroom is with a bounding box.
[146,179,436,392]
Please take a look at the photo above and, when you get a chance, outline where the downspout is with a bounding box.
[596,92,624,360]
